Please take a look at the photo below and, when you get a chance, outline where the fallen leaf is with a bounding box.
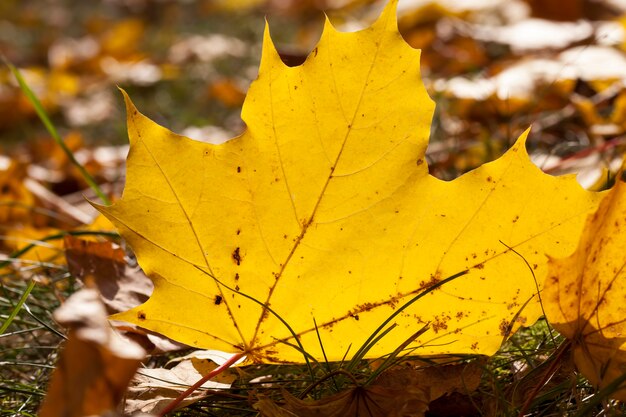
[0,162,37,226]
[98,0,603,363]
[100,19,146,60]
[374,361,482,402]
[63,235,187,353]
[38,288,146,417]
[3,225,65,268]
[523,0,584,21]
[254,385,429,417]
[544,175,626,400]
[64,235,153,314]
[209,77,247,108]
[124,350,236,414]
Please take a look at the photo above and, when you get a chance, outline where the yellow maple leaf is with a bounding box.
[544,177,626,400]
[97,1,603,363]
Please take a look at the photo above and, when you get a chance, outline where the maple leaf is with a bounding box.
[97,0,603,363]
[544,176,626,400]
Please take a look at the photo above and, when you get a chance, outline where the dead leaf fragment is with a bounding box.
[64,235,153,314]
[39,288,146,417]
[375,361,483,402]
[254,385,429,417]
[63,235,186,353]
[124,350,236,414]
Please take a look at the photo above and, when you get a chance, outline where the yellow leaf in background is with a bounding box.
[209,77,246,108]
[544,177,626,400]
[79,212,117,235]
[210,0,265,12]
[4,226,65,267]
[100,18,146,59]
[0,162,36,225]
[97,0,603,363]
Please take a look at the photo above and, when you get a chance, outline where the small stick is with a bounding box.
[158,352,245,416]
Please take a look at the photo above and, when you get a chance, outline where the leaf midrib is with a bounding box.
[249,20,390,349]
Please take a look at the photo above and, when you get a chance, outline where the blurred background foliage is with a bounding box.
[3,0,626,176]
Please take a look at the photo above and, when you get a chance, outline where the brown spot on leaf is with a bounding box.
[232,247,241,265]
[432,315,450,333]
[419,273,441,292]
[214,295,223,305]
[499,319,511,336]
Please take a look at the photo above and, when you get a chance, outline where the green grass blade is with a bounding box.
[346,269,468,373]
[2,56,111,205]
[0,279,36,334]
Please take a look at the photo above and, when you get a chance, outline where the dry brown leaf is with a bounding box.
[523,0,584,21]
[374,361,482,402]
[38,288,146,417]
[124,350,237,414]
[63,235,186,353]
[64,235,152,314]
[254,384,429,417]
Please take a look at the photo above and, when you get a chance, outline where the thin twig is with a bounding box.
[158,352,245,416]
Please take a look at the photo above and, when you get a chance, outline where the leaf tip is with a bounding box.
[509,126,532,158]
[260,19,283,70]
[118,88,139,119]
[374,0,400,31]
